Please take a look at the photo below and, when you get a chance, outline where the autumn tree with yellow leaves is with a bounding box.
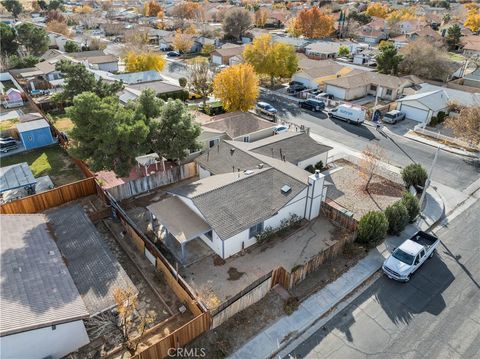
[244,34,298,88]
[172,31,194,53]
[255,8,269,27]
[125,52,166,72]
[213,64,259,112]
[464,3,480,32]
[295,7,335,38]
[366,3,390,19]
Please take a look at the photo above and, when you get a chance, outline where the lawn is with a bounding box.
[53,116,75,134]
[448,52,465,62]
[0,119,19,131]
[0,146,84,186]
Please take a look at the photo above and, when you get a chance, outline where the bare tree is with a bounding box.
[188,58,214,108]
[359,144,386,190]
[445,107,480,148]
[223,7,252,41]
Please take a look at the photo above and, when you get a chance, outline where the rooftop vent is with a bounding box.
[281,185,291,194]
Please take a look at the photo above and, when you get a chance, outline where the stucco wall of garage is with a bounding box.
[397,102,430,123]
[297,152,329,171]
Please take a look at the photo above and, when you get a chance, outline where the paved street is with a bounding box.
[261,95,480,191]
[287,200,480,359]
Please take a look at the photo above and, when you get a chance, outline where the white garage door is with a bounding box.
[212,55,222,65]
[326,85,346,100]
[399,104,429,123]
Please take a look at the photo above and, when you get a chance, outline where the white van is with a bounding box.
[328,104,365,125]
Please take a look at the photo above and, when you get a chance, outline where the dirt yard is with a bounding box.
[326,159,405,220]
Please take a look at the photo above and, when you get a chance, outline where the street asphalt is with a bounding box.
[287,200,480,359]
[260,95,480,191]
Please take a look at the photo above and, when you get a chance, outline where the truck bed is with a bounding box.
[410,231,438,250]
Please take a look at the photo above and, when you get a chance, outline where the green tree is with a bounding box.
[64,40,80,53]
[15,23,49,56]
[47,0,64,11]
[338,45,350,57]
[54,60,123,103]
[36,0,48,11]
[9,55,40,69]
[384,201,409,235]
[376,41,402,75]
[446,24,462,51]
[150,99,201,160]
[401,192,420,222]
[401,163,428,190]
[0,23,18,54]
[244,34,298,88]
[357,211,389,248]
[66,92,150,177]
[1,0,23,18]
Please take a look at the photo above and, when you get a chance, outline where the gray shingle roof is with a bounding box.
[203,112,275,139]
[0,215,89,336]
[170,168,306,240]
[248,133,332,165]
[46,204,136,315]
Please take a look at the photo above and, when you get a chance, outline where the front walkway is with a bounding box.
[230,186,444,359]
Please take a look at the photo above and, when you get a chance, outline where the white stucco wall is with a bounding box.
[97,62,119,72]
[344,85,368,100]
[292,73,318,89]
[297,152,329,170]
[0,320,89,359]
[198,165,211,179]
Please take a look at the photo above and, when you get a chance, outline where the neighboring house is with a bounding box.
[16,119,56,150]
[292,59,358,89]
[1,88,24,108]
[416,82,480,107]
[148,135,329,260]
[305,42,342,60]
[391,27,442,49]
[200,111,277,146]
[396,90,450,124]
[463,68,480,88]
[272,35,310,50]
[211,44,245,66]
[461,35,480,57]
[47,33,81,52]
[324,72,411,101]
[357,18,388,44]
[0,215,90,359]
[118,81,185,103]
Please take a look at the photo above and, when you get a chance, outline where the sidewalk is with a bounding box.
[230,187,444,359]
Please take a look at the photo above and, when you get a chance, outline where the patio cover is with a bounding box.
[0,163,37,193]
[147,196,211,244]
[136,153,160,167]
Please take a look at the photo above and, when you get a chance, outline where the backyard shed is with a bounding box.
[16,119,55,150]
[0,162,36,194]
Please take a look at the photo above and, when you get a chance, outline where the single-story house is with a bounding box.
[149,160,325,260]
[357,28,388,44]
[16,119,55,150]
[463,68,480,88]
[461,35,480,58]
[0,215,90,359]
[83,55,119,72]
[416,83,480,108]
[200,111,277,146]
[305,42,342,60]
[272,35,310,50]
[396,90,450,124]
[118,81,185,103]
[292,59,358,89]
[211,44,245,66]
[324,72,411,101]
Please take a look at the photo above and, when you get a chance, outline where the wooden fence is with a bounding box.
[321,199,358,232]
[271,266,291,289]
[107,162,198,201]
[131,312,211,359]
[0,177,97,214]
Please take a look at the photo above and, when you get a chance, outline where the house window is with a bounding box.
[243,136,250,143]
[205,230,213,241]
[209,138,219,148]
[370,85,377,92]
[249,222,264,238]
[386,89,393,96]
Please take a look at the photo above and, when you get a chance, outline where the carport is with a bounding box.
[0,162,36,195]
[147,196,212,265]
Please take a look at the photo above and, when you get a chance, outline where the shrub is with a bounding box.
[314,160,324,171]
[356,211,388,247]
[304,164,315,173]
[401,163,428,190]
[401,192,420,222]
[384,201,409,235]
[178,77,187,88]
[284,296,299,315]
[64,40,80,53]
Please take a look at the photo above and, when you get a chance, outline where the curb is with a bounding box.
[253,189,446,359]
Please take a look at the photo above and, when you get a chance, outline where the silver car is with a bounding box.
[382,110,406,124]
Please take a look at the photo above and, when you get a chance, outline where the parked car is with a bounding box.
[382,110,406,124]
[0,137,18,153]
[328,104,365,125]
[315,93,334,100]
[167,51,180,57]
[382,231,439,282]
[256,101,277,118]
[299,99,325,112]
[273,124,289,134]
[287,83,306,93]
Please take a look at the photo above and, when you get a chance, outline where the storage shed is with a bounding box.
[16,119,55,150]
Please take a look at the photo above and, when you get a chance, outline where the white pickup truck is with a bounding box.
[382,231,439,282]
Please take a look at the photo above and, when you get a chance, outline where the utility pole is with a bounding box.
[419,146,441,210]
